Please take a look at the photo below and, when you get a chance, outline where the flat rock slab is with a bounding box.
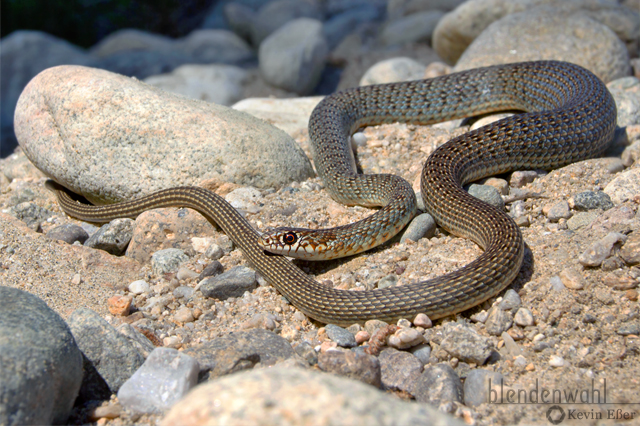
[14,65,314,204]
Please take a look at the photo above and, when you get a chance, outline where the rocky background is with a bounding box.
[2,0,640,425]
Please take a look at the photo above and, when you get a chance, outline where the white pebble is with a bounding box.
[413,313,432,328]
[549,355,565,367]
[129,280,150,294]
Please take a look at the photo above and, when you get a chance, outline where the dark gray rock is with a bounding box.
[197,260,224,281]
[412,363,463,405]
[115,323,157,359]
[617,322,640,336]
[183,328,295,379]
[200,265,257,300]
[463,369,505,407]
[325,324,357,348]
[317,350,381,387]
[573,191,615,211]
[439,322,495,365]
[67,308,145,397]
[46,223,89,244]
[378,348,422,393]
[468,184,505,210]
[409,343,432,365]
[294,341,318,365]
[84,218,134,255]
[0,287,83,425]
[400,213,436,243]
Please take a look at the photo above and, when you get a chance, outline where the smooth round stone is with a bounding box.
[128,280,150,294]
[14,66,313,204]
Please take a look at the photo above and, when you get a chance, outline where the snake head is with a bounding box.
[258,228,333,260]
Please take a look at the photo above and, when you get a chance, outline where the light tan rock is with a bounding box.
[14,66,314,204]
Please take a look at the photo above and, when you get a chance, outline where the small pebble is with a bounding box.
[578,232,627,267]
[325,324,357,348]
[549,355,565,367]
[174,307,195,324]
[107,295,132,316]
[387,327,424,349]
[205,243,224,260]
[499,289,521,310]
[572,191,614,211]
[484,306,512,336]
[355,330,370,344]
[413,313,432,328]
[129,280,150,294]
[559,267,585,290]
[400,213,436,243]
[510,171,538,188]
[514,308,535,327]
[549,275,566,291]
[546,200,571,222]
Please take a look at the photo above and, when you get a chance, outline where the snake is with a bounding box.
[47,61,616,326]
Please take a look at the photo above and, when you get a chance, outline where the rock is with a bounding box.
[161,366,461,426]
[514,308,535,327]
[7,202,53,230]
[380,11,445,46]
[184,328,295,377]
[84,218,134,255]
[128,280,150,294]
[400,213,436,243]
[179,29,254,65]
[67,308,145,398]
[204,244,225,260]
[468,184,505,210]
[550,275,566,292]
[409,344,432,365]
[453,5,630,84]
[151,248,189,276]
[197,261,225,281]
[145,64,249,106]
[413,363,463,405]
[509,170,539,188]
[463,369,505,407]
[90,28,175,58]
[360,57,426,86]
[546,201,572,222]
[258,18,328,95]
[573,191,615,211]
[434,0,639,67]
[317,350,381,387]
[14,66,314,204]
[498,289,522,311]
[559,267,586,289]
[440,322,495,364]
[364,319,389,336]
[107,295,133,316]
[0,287,83,425]
[567,211,599,230]
[617,322,640,335]
[378,274,398,288]
[325,324,357,348]
[604,167,640,204]
[378,348,422,393]
[46,223,89,244]
[0,31,98,157]
[126,208,216,264]
[388,0,468,19]
[225,186,264,214]
[549,355,565,367]
[250,0,324,46]
[117,348,199,414]
[609,81,640,128]
[387,327,425,349]
[223,2,255,41]
[485,306,513,336]
[199,265,257,300]
[233,96,324,137]
[116,323,156,359]
[621,233,640,265]
[323,5,382,49]
[413,313,432,328]
[578,232,627,267]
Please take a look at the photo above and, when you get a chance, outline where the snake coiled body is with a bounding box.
[49,61,616,325]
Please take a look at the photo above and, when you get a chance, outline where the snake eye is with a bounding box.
[282,232,298,245]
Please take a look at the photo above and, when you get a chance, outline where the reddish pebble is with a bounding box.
[355,330,370,344]
[320,341,338,353]
[107,295,132,316]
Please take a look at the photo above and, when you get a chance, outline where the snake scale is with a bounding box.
[48,61,616,326]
